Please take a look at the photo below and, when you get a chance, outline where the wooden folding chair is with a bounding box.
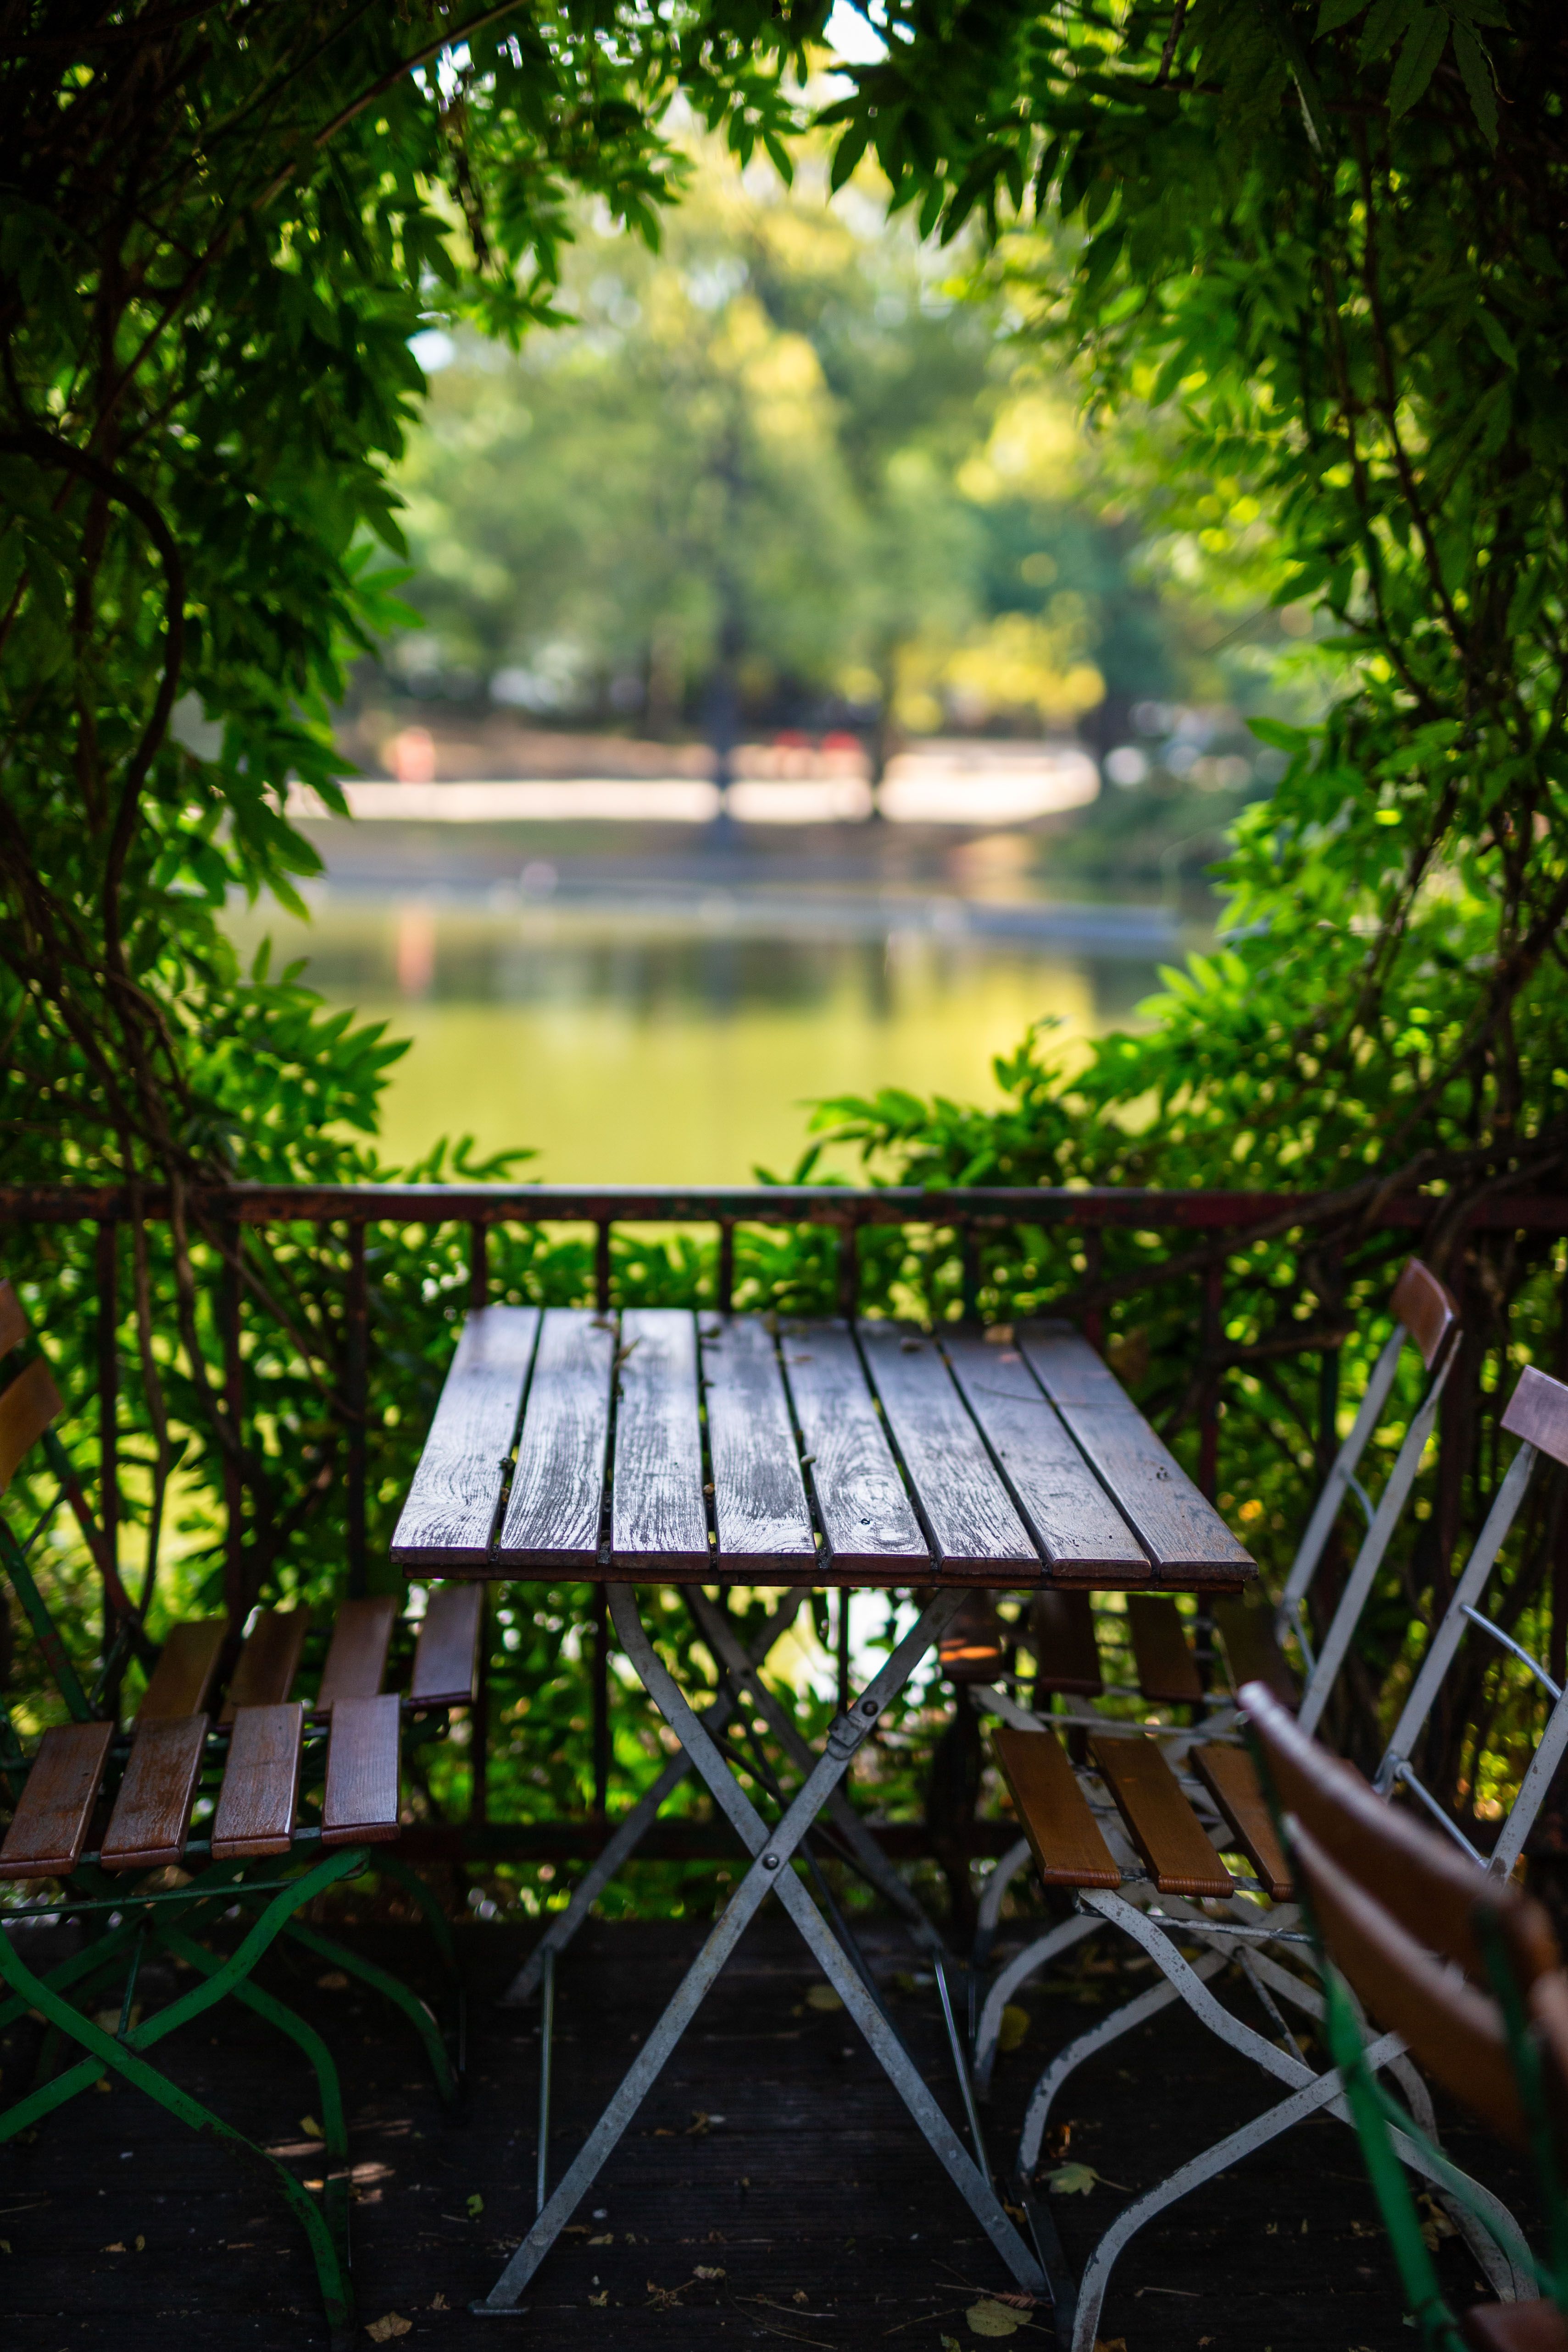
[0,1277,482,2346]
[984,1357,1566,2350]
[1257,1689,1568,2350]
[970,1257,1460,2076]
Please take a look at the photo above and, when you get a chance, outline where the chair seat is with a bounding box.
[322,1693,401,1844]
[1125,1594,1203,1706]
[1090,1732,1234,1897]
[0,1721,114,1879]
[992,1726,1120,1889]
[101,1715,208,1870]
[212,1703,304,1859]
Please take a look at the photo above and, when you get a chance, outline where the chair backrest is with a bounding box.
[0,1355,64,1497]
[1242,1680,1559,1988]
[1371,1366,1568,1874]
[1288,1257,1462,1737]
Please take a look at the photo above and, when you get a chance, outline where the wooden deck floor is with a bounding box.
[0,1907,1529,2351]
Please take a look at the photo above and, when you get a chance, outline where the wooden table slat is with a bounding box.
[778,1322,927,1577]
[496,1309,615,1571]
[389,1306,539,1568]
[610,1309,710,1576]
[1018,1321,1254,1579]
[856,1323,1040,1577]
[942,1332,1148,1576]
[702,1317,817,1574]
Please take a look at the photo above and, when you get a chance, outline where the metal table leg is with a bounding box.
[474,1584,1044,2313]
[500,1591,806,2005]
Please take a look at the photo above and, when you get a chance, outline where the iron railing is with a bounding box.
[2,1180,1565,1861]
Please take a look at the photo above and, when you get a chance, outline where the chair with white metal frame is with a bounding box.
[999,1360,1568,2352]
[969,1257,1461,2092]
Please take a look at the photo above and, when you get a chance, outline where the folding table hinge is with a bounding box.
[826,1695,880,1759]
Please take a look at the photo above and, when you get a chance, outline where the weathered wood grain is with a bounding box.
[610,1310,710,1576]
[942,1331,1148,1575]
[1018,1321,1255,1581]
[496,1309,615,1572]
[701,1317,817,1575]
[778,1321,927,1578]
[100,1716,208,1869]
[211,1703,303,1859]
[322,1692,402,1845]
[1502,1363,1568,1470]
[0,1720,115,1879]
[389,1306,540,1568]
[856,1323,1040,1579]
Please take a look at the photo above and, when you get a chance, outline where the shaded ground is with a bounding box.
[0,1909,1534,2352]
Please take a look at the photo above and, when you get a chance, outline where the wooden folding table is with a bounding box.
[389,1306,1256,2313]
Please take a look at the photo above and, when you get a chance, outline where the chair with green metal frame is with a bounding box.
[0,1277,483,2346]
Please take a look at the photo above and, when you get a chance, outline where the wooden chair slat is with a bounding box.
[0,1356,63,1496]
[858,1323,1039,1577]
[0,1721,115,1879]
[703,1316,817,1574]
[1212,1595,1297,1709]
[220,1606,310,1721]
[1390,1257,1460,1371]
[388,1304,539,1568]
[610,1309,709,1576]
[1502,1364,1568,1471]
[1125,1594,1203,1705]
[1018,1322,1254,1580]
[137,1620,226,1722]
[1287,1814,1523,2144]
[411,1583,484,1706]
[942,1333,1147,1575]
[1190,1741,1293,1899]
[1028,1588,1104,1696]
[100,1715,207,1869]
[322,1692,401,1845]
[938,1591,1008,1684]
[992,1725,1122,1889]
[0,1277,28,1359]
[779,1323,927,1576]
[1242,1682,1560,1987]
[211,1703,303,1859]
[316,1594,397,1708]
[1090,1733,1234,1897]
[495,1308,615,1572]
[1460,2304,1568,2352]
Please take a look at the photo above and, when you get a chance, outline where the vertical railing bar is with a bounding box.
[836,1589,851,1716]
[592,1583,610,1817]
[717,1218,735,1316]
[470,1581,492,1831]
[95,1220,119,1653]
[595,1221,612,1315]
[1082,1226,1105,1350]
[221,1221,245,1629]
[1194,1245,1227,1697]
[837,1218,859,1323]
[961,1219,981,1323]
[469,1218,489,1310]
[345,1219,368,1602]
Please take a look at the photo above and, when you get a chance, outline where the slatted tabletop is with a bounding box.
[392,1312,1255,1591]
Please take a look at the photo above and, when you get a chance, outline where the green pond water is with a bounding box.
[224,895,1164,1184]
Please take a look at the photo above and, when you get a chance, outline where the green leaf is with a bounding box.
[1316,0,1367,27]
[1451,22,1498,144]
[1387,8,1448,117]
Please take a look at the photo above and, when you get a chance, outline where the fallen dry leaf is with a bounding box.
[365,2315,412,2342]
[101,2242,126,2254]
[967,2301,1023,2339]
[428,2293,448,2311]
[588,2233,613,2246]
[317,1972,350,1991]
[804,1985,843,2013]
[588,2290,608,2307]
[693,2264,725,2281]
[997,2004,1030,2055]
[299,2115,323,2141]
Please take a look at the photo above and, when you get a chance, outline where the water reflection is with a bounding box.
[225,896,1165,1183]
